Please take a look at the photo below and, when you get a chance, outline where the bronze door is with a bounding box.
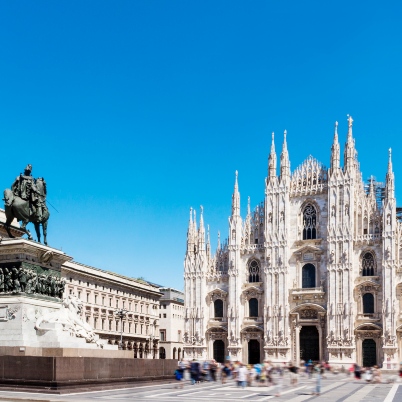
[248,339,261,364]
[362,339,376,367]
[300,326,319,361]
[213,340,225,363]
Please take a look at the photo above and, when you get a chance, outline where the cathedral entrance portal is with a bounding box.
[248,339,260,364]
[213,340,225,363]
[300,326,319,362]
[362,339,376,367]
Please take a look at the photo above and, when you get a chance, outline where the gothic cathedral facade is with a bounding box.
[183,117,402,369]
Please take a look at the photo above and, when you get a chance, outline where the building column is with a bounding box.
[316,324,322,362]
[295,325,301,366]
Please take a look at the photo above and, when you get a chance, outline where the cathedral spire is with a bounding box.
[217,231,221,251]
[198,205,205,250]
[231,170,240,216]
[386,148,395,199]
[280,130,290,181]
[330,121,340,171]
[247,196,251,216]
[344,115,357,172]
[268,132,277,179]
[186,207,194,253]
[206,224,211,258]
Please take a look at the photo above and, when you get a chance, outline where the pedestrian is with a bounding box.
[210,359,217,381]
[237,363,248,389]
[190,359,200,385]
[365,367,373,382]
[372,366,381,383]
[174,368,184,389]
[288,362,298,386]
[314,363,323,395]
[274,365,284,397]
[354,363,361,380]
[221,362,231,384]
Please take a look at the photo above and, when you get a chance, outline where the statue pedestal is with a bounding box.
[0,238,116,353]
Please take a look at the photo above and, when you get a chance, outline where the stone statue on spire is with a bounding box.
[347,114,353,128]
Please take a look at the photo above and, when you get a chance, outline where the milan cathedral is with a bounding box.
[183,116,401,369]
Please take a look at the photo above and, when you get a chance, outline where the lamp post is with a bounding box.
[114,308,127,350]
[148,334,154,359]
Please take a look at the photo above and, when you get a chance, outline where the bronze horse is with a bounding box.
[3,178,50,245]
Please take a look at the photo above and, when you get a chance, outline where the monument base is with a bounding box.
[0,356,177,393]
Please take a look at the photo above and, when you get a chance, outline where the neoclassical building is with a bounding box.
[184,117,402,369]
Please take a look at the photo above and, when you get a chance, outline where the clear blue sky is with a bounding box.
[1,1,402,289]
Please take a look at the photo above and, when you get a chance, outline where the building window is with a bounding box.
[163,314,166,318]
[141,305,143,313]
[249,298,258,317]
[94,295,98,304]
[78,291,81,299]
[102,297,105,306]
[102,319,105,330]
[160,330,166,341]
[69,289,72,295]
[163,305,167,309]
[94,317,97,328]
[362,252,375,276]
[363,293,375,314]
[141,325,143,334]
[69,277,72,283]
[135,324,138,333]
[86,293,90,302]
[302,263,316,288]
[302,204,317,240]
[129,323,131,333]
[109,298,112,307]
[109,320,112,331]
[214,299,223,318]
[78,280,81,284]
[129,303,132,310]
[135,304,138,312]
[86,316,89,323]
[87,282,89,287]
[248,260,260,282]
[159,347,166,359]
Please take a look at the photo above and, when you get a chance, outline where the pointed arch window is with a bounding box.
[248,260,260,283]
[362,252,375,276]
[302,204,317,240]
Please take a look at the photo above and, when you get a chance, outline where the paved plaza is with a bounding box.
[0,374,401,402]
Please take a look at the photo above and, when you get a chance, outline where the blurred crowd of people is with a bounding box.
[174,359,331,396]
[174,358,396,395]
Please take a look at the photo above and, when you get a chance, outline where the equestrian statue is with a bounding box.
[3,164,50,245]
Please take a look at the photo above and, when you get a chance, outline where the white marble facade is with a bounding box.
[184,117,401,370]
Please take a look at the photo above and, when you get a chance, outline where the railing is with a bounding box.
[292,287,324,293]
[354,234,382,242]
[357,313,380,320]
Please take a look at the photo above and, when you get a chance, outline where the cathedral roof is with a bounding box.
[290,155,328,196]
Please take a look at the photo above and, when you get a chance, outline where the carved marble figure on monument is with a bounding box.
[35,294,103,347]
[3,164,50,245]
